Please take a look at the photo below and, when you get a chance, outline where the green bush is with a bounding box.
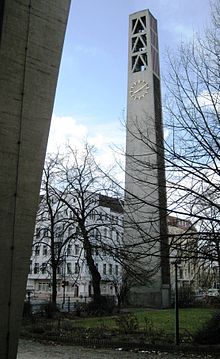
[87,296,115,315]
[23,302,32,317]
[193,312,220,344]
[115,313,139,334]
[31,322,54,334]
[179,286,195,307]
[44,302,57,318]
[143,316,154,336]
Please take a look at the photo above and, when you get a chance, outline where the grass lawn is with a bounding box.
[71,308,217,335]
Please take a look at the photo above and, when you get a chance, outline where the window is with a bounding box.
[109,264,112,275]
[115,265,119,275]
[103,263,106,275]
[94,229,100,240]
[35,245,40,256]
[29,260,32,274]
[35,228,40,239]
[75,244,79,255]
[43,245,48,256]
[67,262,72,274]
[179,268,183,279]
[43,228,48,237]
[67,244,72,256]
[38,282,50,291]
[74,285,79,297]
[41,262,47,274]
[54,242,61,255]
[57,266,61,275]
[74,262,80,274]
[34,263,39,274]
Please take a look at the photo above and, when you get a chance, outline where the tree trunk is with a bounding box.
[83,238,102,306]
[51,264,57,305]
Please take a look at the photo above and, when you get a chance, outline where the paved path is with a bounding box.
[17,339,216,359]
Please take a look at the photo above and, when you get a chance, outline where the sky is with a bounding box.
[47,0,211,164]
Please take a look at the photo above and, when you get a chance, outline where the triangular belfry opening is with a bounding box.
[132,53,148,73]
[132,16,146,34]
[131,14,148,73]
[132,35,147,53]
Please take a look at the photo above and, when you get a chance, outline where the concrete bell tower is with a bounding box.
[124,10,170,307]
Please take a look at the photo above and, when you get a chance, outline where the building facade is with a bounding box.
[168,216,198,290]
[27,194,123,306]
[27,189,198,308]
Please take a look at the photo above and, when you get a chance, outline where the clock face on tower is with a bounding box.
[130,80,149,100]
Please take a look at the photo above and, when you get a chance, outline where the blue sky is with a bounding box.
[47,0,210,160]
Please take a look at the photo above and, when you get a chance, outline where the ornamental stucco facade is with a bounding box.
[27,194,123,306]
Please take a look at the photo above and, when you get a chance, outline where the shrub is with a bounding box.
[143,316,154,336]
[74,302,88,317]
[115,313,139,334]
[44,302,57,318]
[23,302,32,317]
[143,315,166,343]
[205,296,220,308]
[193,312,220,345]
[87,296,116,315]
[180,286,195,307]
[31,322,54,334]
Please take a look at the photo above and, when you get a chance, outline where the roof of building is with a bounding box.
[99,194,124,214]
[167,215,194,230]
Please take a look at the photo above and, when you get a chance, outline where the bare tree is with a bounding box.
[164,0,220,270]
[41,144,125,308]
[33,154,75,306]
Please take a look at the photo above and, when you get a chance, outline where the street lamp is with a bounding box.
[172,259,181,345]
[174,260,179,345]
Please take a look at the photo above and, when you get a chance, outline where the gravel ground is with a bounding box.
[17,339,217,359]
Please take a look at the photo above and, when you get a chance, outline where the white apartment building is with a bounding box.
[168,215,198,289]
[27,192,199,305]
[26,193,124,305]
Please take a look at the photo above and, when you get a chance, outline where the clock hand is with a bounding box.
[133,83,148,94]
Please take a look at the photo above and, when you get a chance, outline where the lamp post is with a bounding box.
[62,256,66,309]
[174,260,180,345]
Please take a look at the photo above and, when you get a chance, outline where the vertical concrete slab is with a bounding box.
[0,1,70,358]
[124,10,170,307]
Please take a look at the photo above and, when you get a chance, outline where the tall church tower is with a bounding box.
[124,10,170,307]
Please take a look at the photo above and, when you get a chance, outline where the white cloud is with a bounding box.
[197,90,220,109]
[47,115,88,154]
[47,115,125,179]
[172,23,194,39]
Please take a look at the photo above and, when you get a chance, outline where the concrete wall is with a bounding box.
[0,1,70,357]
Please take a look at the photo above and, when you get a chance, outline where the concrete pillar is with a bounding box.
[124,10,170,307]
[0,1,70,357]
